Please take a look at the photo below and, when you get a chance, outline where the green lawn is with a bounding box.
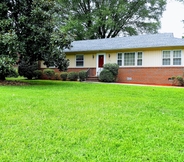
[0,80,184,161]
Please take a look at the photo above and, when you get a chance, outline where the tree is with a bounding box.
[0,2,18,80]
[0,0,72,80]
[59,0,166,40]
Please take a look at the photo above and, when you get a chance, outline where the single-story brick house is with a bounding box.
[40,33,184,85]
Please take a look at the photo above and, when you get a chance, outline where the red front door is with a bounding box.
[98,55,104,67]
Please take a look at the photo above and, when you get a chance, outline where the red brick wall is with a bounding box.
[117,67,184,85]
[39,66,184,85]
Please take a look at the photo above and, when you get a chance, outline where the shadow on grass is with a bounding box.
[6,77,81,86]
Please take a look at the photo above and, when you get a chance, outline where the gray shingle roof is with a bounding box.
[64,33,184,53]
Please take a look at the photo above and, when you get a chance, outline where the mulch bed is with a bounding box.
[0,80,30,86]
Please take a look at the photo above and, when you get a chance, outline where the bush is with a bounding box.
[18,61,38,79]
[103,63,119,76]
[176,76,184,83]
[99,69,115,82]
[60,72,68,81]
[67,72,78,81]
[43,69,55,79]
[55,73,61,80]
[33,70,42,79]
[172,76,184,86]
[79,71,87,81]
[0,56,17,80]
[99,63,119,82]
[7,68,19,78]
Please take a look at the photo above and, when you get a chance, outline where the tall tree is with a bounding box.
[0,0,72,80]
[0,2,18,80]
[59,0,166,40]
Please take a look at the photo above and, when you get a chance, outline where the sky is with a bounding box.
[159,0,184,38]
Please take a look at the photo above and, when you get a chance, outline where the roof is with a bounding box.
[64,33,184,53]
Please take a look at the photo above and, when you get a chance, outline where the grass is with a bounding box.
[0,79,184,161]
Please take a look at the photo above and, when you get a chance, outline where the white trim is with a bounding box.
[162,50,182,66]
[76,54,84,67]
[96,53,106,76]
[116,52,143,67]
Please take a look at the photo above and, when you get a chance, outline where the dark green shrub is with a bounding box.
[99,63,119,82]
[79,71,87,81]
[60,72,68,81]
[99,69,115,82]
[18,61,38,79]
[0,56,17,80]
[103,63,119,76]
[33,70,42,79]
[7,68,19,78]
[67,72,78,81]
[43,69,55,79]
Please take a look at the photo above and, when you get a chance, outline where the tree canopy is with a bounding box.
[59,0,166,40]
[0,0,72,80]
[0,1,19,80]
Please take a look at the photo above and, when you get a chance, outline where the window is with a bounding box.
[137,52,142,66]
[163,51,171,65]
[76,55,84,66]
[124,53,135,66]
[117,53,122,66]
[173,50,181,65]
[162,50,181,65]
[117,52,142,66]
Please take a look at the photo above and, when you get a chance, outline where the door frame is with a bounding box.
[96,53,106,76]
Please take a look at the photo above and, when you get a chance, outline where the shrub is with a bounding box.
[99,63,119,82]
[55,73,61,80]
[33,70,42,79]
[43,69,55,79]
[7,68,19,78]
[79,71,87,81]
[172,76,184,86]
[60,72,68,81]
[176,76,184,85]
[171,76,176,80]
[0,56,17,80]
[176,76,184,82]
[103,63,119,76]
[99,69,115,82]
[18,61,38,79]
[67,72,78,81]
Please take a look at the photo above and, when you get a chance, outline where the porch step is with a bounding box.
[86,76,99,82]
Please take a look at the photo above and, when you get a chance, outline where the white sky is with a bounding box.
[159,0,184,38]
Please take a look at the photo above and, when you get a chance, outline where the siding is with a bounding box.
[40,49,184,69]
[66,49,184,68]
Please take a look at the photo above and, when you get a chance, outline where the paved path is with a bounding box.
[84,81,184,88]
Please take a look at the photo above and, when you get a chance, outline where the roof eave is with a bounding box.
[65,45,184,53]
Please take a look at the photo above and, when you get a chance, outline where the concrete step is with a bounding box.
[86,76,99,82]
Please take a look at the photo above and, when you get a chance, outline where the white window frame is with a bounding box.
[137,52,143,66]
[76,54,84,67]
[117,52,143,66]
[162,50,182,66]
[117,53,123,66]
[173,50,182,65]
